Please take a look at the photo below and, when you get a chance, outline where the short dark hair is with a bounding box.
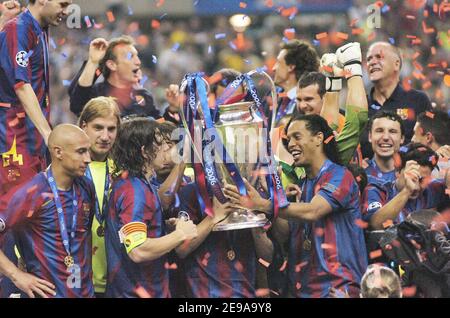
[281,40,319,80]
[210,68,242,96]
[99,35,135,79]
[399,142,439,171]
[284,114,341,165]
[29,0,37,4]
[298,72,326,99]
[367,110,405,137]
[111,118,164,177]
[416,111,450,147]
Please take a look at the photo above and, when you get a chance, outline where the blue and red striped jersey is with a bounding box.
[288,160,368,298]
[0,10,49,158]
[105,176,170,298]
[364,159,396,184]
[0,172,96,298]
[362,178,448,224]
[176,183,257,298]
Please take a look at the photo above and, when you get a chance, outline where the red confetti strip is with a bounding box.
[412,51,421,60]
[349,19,358,27]
[369,249,383,259]
[402,286,417,297]
[425,111,435,119]
[314,227,324,237]
[374,1,383,8]
[367,32,376,41]
[258,258,271,268]
[382,219,393,229]
[315,32,328,40]
[0,102,11,108]
[295,261,308,272]
[422,21,435,34]
[106,11,115,23]
[134,285,151,298]
[431,46,436,55]
[16,112,25,119]
[26,184,38,194]
[296,282,301,290]
[406,15,416,20]
[321,243,335,250]
[156,0,165,8]
[324,135,334,144]
[239,2,247,8]
[280,6,298,17]
[151,19,160,29]
[354,219,368,229]
[265,0,273,8]
[8,118,19,127]
[279,259,287,272]
[351,28,364,35]
[255,288,270,297]
[336,32,349,40]
[444,75,450,87]
[422,81,432,90]
[234,261,244,272]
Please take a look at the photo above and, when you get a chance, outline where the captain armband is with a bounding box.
[119,221,147,254]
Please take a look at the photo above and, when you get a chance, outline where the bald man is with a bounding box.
[361,41,431,158]
[0,124,96,298]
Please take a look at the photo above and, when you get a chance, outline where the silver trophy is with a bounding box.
[179,70,280,231]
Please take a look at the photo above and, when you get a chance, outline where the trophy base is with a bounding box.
[212,210,268,231]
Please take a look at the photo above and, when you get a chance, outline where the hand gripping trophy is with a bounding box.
[178,69,288,231]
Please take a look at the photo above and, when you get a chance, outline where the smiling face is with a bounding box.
[286,120,321,167]
[366,43,401,83]
[296,84,323,115]
[41,0,72,27]
[369,117,404,159]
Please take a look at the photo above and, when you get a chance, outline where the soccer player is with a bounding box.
[412,110,450,179]
[0,0,72,195]
[271,39,319,127]
[0,124,95,298]
[225,114,368,298]
[78,96,120,298]
[364,111,405,183]
[69,36,180,123]
[105,118,198,298]
[362,143,450,230]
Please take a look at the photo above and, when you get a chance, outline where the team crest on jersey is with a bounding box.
[368,201,382,212]
[15,51,30,68]
[0,218,6,232]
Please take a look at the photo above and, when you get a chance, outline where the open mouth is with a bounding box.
[378,143,393,150]
[132,68,141,75]
[370,67,382,74]
[290,150,303,160]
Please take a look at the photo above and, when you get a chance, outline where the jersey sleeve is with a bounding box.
[336,105,368,164]
[0,177,44,245]
[361,182,388,223]
[317,168,357,213]
[115,181,153,254]
[0,22,35,89]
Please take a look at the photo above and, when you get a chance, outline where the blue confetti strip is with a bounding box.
[140,75,149,86]
[24,50,34,59]
[152,55,158,63]
[381,4,390,13]
[389,37,395,44]
[49,37,57,49]
[215,33,226,39]
[312,39,320,46]
[399,146,409,153]
[159,13,168,20]
[128,5,133,15]
[228,41,237,50]
[62,80,71,86]
[207,45,213,54]
[171,43,180,52]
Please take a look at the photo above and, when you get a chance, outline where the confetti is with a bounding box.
[444,75,450,87]
[336,32,349,40]
[140,75,149,86]
[369,249,383,259]
[156,0,165,8]
[62,80,71,86]
[255,288,270,297]
[382,219,393,229]
[314,227,324,237]
[207,45,213,54]
[49,37,57,49]
[321,243,335,250]
[215,33,226,40]
[265,0,273,8]
[239,2,247,8]
[295,261,308,272]
[351,28,364,35]
[279,259,287,272]
[381,4,390,13]
[354,219,368,229]
[151,19,161,29]
[402,285,417,297]
[171,43,180,52]
[134,286,151,298]
[84,16,92,28]
[258,258,271,268]
[425,111,435,119]
[388,37,395,44]
[228,41,237,51]
[152,55,158,64]
[106,11,115,23]
[324,135,334,144]
[315,32,328,40]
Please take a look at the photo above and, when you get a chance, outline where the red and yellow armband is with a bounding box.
[119,221,147,254]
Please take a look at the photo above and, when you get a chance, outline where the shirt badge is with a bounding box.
[15,51,30,68]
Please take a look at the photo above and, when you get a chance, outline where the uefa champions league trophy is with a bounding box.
[179,70,287,231]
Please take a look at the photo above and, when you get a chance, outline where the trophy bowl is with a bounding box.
[212,101,269,231]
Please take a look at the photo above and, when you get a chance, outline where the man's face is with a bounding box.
[296,84,323,115]
[366,43,400,83]
[272,49,292,87]
[151,141,176,178]
[42,0,72,27]
[286,120,320,167]
[111,44,142,85]
[60,134,91,178]
[411,122,428,146]
[81,114,118,161]
[369,117,404,159]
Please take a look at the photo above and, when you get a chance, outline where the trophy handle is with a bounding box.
[245,70,279,132]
